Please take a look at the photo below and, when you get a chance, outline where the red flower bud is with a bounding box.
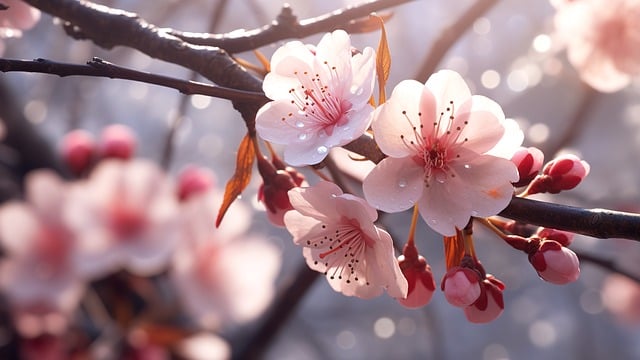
[177,165,215,202]
[511,146,544,187]
[464,275,505,323]
[528,240,580,284]
[526,154,590,195]
[99,124,137,160]
[60,129,96,176]
[535,227,574,246]
[257,156,305,227]
[441,266,482,307]
[397,243,436,308]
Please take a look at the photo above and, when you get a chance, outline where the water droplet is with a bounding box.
[464,164,471,169]
[430,219,438,225]
[298,133,308,140]
[295,121,305,128]
[435,172,447,184]
[398,178,408,188]
[317,146,328,155]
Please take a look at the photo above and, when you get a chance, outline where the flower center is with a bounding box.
[109,202,147,239]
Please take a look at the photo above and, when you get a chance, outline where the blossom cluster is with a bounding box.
[0,124,281,357]
[253,29,590,323]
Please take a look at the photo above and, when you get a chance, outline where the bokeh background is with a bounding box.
[2,0,640,359]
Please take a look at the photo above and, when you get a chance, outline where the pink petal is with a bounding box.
[283,210,326,246]
[418,181,472,236]
[486,118,524,158]
[372,80,436,158]
[287,181,343,220]
[337,193,378,221]
[363,157,424,212]
[0,203,39,255]
[425,70,472,116]
[454,98,506,155]
[315,30,352,78]
[370,229,408,299]
[255,100,309,143]
[346,47,376,105]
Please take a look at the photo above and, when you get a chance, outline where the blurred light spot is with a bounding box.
[481,70,501,89]
[473,17,491,35]
[528,320,557,348]
[532,34,552,53]
[336,330,356,349]
[580,289,603,315]
[199,134,224,157]
[191,95,212,110]
[473,37,493,56]
[373,317,395,339]
[527,123,550,143]
[444,56,469,76]
[483,343,509,360]
[507,70,529,92]
[24,100,47,124]
[128,83,148,101]
[397,317,416,336]
[509,296,539,323]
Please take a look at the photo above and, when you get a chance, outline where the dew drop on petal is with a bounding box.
[398,178,408,188]
[295,121,305,128]
[464,164,471,169]
[317,146,328,155]
[435,172,447,184]
[298,133,308,141]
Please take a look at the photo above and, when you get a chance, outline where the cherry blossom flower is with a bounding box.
[60,129,96,176]
[602,274,640,324]
[396,242,436,308]
[528,240,580,284]
[255,29,376,166]
[98,124,137,160]
[171,189,281,329]
[0,0,40,55]
[176,165,216,202]
[441,267,482,307]
[284,181,408,299]
[363,70,520,236]
[554,0,640,92]
[0,170,84,337]
[64,159,181,278]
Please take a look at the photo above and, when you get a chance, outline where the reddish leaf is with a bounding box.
[216,133,255,227]
[373,14,391,104]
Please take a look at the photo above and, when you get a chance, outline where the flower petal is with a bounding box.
[363,157,424,212]
[286,181,343,220]
[425,70,472,115]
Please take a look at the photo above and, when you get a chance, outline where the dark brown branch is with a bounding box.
[500,197,640,241]
[415,0,498,82]
[0,57,267,102]
[169,0,416,53]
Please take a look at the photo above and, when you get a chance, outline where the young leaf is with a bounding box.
[373,13,391,104]
[216,133,255,227]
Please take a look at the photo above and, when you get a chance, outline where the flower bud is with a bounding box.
[535,227,574,246]
[441,267,482,307]
[526,154,590,195]
[257,156,301,227]
[511,146,544,187]
[464,275,505,323]
[528,240,580,284]
[177,165,215,202]
[99,124,137,160]
[60,129,96,176]
[397,243,436,308]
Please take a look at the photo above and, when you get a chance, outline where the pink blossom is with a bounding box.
[510,146,544,187]
[98,124,137,160]
[0,170,84,337]
[0,0,40,37]
[602,274,640,324]
[464,275,505,323]
[554,0,640,92]
[171,189,280,329]
[59,129,96,176]
[176,165,216,202]
[529,240,580,284]
[441,267,482,307]
[284,181,408,299]
[363,70,520,236]
[526,154,590,194]
[255,30,376,166]
[396,243,436,308]
[64,159,181,278]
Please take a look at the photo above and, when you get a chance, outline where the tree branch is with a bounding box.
[168,0,416,54]
[0,57,267,102]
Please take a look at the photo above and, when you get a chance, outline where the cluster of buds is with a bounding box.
[396,241,436,309]
[60,124,137,176]
[503,227,579,284]
[510,149,590,196]
[441,256,505,323]
[257,153,306,227]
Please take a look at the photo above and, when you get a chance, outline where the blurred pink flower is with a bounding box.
[0,170,84,337]
[176,165,216,202]
[602,274,640,325]
[255,29,376,166]
[98,124,137,160]
[59,129,96,176]
[0,0,40,54]
[284,181,408,299]
[554,0,640,92]
[65,159,181,278]
[363,70,519,236]
[171,189,281,330]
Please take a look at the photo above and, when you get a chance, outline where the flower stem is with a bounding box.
[406,205,421,247]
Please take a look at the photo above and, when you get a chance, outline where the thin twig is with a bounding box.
[169,0,416,53]
[576,250,640,283]
[415,0,499,81]
[0,57,267,102]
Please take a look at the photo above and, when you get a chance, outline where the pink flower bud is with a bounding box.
[397,243,436,308]
[464,275,505,323]
[536,227,574,246]
[99,124,137,160]
[526,154,590,194]
[528,240,580,284]
[59,129,96,176]
[257,156,302,227]
[511,146,544,187]
[441,267,482,307]
[177,165,215,202]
